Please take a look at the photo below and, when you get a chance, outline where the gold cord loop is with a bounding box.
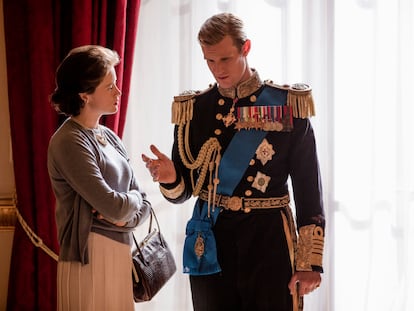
[15,202,58,261]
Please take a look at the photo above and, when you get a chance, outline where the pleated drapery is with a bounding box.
[3,1,141,310]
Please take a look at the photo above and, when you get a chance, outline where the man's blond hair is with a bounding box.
[198,13,247,51]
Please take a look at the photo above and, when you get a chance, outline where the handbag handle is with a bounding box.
[132,208,166,263]
[143,207,163,237]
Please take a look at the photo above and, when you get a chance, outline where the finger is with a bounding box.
[300,285,316,296]
[151,166,159,176]
[151,169,159,182]
[114,221,126,227]
[296,281,311,296]
[298,284,307,296]
[142,157,158,172]
[141,154,153,165]
[150,144,165,159]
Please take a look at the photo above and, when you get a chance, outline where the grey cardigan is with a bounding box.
[47,118,151,264]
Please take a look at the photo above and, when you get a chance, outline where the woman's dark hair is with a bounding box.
[50,45,120,116]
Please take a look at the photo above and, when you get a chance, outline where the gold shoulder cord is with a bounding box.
[172,95,222,216]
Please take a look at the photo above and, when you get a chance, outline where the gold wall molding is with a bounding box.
[0,194,16,229]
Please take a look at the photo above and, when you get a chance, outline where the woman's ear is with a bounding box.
[79,92,89,104]
[242,39,251,56]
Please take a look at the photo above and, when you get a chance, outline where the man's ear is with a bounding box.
[242,39,251,56]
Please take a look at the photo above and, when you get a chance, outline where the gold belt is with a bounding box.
[198,190,290,213]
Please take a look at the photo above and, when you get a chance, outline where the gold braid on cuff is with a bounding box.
[296,224,324,271]
[159,177,185,199]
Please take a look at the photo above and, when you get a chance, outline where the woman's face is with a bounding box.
[82,67,122,116]
[201,35,251,89]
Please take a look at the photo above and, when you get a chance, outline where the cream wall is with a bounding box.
[0,0,13,195]
[0,1,16,310]
[0,1,14,196]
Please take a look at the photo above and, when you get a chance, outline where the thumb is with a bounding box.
[288,274,298,294]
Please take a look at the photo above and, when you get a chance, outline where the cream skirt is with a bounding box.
[57,232,134,311]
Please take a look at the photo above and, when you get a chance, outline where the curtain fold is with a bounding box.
[4,1,140,310]
[61,0,141,136]
[111,0,140,137]
[4,2,59,310]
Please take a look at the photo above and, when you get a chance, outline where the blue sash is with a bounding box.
[218,86,287,195]
[183,86,287,275]
[217,130,266,195]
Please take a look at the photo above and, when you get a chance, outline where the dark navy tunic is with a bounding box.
[161,71,325,311]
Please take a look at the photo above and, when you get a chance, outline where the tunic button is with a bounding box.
[218,98,225,106]
[250,95,257,102]
[245,190,252,197]
[249,159,255,166]
[214,129,222,136]
[247,176,254,182]
[216,113,223,120]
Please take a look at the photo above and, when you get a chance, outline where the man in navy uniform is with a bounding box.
[142,12,325,311]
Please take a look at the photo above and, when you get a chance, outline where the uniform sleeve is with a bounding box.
[289,118,325,272]
[159,125,194,203]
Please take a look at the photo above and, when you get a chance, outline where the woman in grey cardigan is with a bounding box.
[47,45,151,311]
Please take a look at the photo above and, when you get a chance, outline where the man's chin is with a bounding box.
[217,81,233,89]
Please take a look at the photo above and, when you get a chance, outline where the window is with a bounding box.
[124,1,414,310]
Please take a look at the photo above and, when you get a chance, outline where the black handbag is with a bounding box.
[132,208,177,302]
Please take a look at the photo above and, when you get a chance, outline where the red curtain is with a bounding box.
[4,1,141,310]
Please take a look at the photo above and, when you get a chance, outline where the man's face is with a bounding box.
[201,35,250,89]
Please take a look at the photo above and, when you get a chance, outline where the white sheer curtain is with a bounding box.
[123,0,414,310]
[333,0,414,311]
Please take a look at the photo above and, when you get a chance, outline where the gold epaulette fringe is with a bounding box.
[172,85,216,125]
[264,80,315,119]
[287,83,315,119]
[172,92,196,125]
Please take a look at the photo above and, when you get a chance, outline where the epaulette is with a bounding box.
[264,80,315,118]
[171,84,215,125]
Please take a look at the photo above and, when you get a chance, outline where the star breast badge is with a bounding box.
[255,138,275,166]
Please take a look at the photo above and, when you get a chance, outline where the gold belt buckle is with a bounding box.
[227,196,242,211]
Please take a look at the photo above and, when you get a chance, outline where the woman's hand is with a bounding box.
[92,209,126,227]
[142,144,176,184]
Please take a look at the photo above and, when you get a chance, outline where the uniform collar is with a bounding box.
[218,69,263,99]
